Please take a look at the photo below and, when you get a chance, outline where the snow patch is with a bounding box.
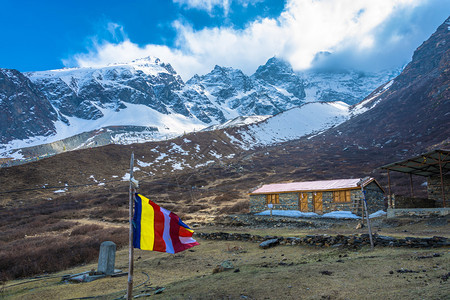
[235,102,349,149]
[137,159,153,167]
[256,210,319,218]
[255,210,386,219]
[321,211,360,219]
[369,210,387,218]
[172,162,184,170]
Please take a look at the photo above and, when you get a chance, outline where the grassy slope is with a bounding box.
[2,233,449,299]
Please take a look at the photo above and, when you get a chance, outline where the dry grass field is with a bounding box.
[1,121,449,299]
[1,221,449,300]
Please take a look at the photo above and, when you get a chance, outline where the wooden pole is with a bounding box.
[127,152,135,300]
[359,179,374,250]
[409,173,414,198]
[438,153,446,208]
[387,169,392,208]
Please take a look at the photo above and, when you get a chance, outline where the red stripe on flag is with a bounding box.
[178,226,193,237]
[148,200,166,252]
[169,212,184,253]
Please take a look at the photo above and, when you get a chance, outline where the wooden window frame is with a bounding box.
[333,190,351,203]
[266,194,280,204]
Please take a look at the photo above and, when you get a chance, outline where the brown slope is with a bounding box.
[1,18,449,213]
[217,16,450,197]
[329,16,450,150]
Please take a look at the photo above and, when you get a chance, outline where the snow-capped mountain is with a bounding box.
[183,57,306,119]
[0,69,58,143]
[227,101,350,149]
[0,55,399,159]
[202,115,271,131]
[300,69,401,105]
[26,57,185,121]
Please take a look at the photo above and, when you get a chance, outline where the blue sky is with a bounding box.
[1,0,449,80]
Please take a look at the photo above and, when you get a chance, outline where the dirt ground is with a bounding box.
[1,216,449,300]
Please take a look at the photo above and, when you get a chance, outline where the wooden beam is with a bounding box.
[438,153,446,208]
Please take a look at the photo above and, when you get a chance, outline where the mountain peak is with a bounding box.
[255,56,294,76]
[253,56,305,99]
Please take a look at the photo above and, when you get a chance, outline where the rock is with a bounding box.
[97,241,116,275]
[154,287,166,294]
[213,260,234,274]
[397,268,418,274]
[320,270,333,276]
[259,238,280,249]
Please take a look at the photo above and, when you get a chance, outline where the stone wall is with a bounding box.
[427,175,449,206]
[195,232,449,249]
[249,194,266,213]
[393,196,439,208]
[364,182,386,213]
[387,207,450,218]
[321,191,332,213]
[279,193,300,210]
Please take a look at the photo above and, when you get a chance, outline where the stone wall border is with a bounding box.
[195,232,448,249]
[387,208,450,218]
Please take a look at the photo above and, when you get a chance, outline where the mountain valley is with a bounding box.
[0,16,449,295]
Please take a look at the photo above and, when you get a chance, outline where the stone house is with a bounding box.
[249,178,385,216]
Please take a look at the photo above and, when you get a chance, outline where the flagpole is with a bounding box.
[127,152,135,300]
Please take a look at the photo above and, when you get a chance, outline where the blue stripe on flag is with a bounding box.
[133,193,142,249]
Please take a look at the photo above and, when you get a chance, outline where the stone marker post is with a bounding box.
[98,241,116,275]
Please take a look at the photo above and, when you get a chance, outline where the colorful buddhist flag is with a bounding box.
[133,193,199,253]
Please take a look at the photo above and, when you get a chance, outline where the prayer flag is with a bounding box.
[133,193,199,253]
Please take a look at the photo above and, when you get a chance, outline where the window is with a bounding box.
[333,190,351,203]
[266,194,279,204]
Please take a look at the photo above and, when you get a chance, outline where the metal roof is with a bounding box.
[380,149,450,177]
[250,178,377,195]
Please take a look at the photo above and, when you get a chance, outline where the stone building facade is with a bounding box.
[249,178,385,216]
[427,175,450,206]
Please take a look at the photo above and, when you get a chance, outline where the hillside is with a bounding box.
[1,17,449,220]
[0,55,398,159]
[0,17,449,288]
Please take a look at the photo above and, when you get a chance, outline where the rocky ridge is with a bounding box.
[0,69,58,143]
[1,54,399,157]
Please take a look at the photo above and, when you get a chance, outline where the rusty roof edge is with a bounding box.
[379,149,450,171]
[248,177,385,195]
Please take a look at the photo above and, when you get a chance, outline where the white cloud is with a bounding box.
[174,0,231,15]
[66,0,437,80]
[106,22,127,42]
[173,0,261,16]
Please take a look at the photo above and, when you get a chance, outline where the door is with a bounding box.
[313,192,323,213]
[299,193,308,212]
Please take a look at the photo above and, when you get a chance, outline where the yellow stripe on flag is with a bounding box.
[139,195,155,250]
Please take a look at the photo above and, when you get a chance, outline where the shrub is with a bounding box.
[71,224,103,236]
[0,227,128,282]
[212,191,241,204]
[219,200,249,214]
